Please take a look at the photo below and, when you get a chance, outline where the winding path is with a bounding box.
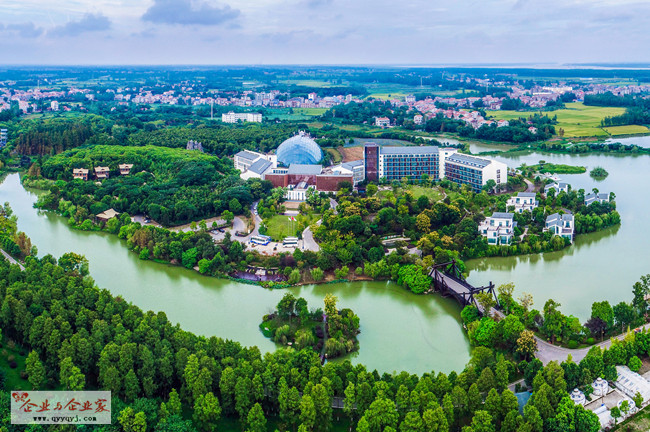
[534,324,650,365]
[0,249,24,270]
[524,178,535,193]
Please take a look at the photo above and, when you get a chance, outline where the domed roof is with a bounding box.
[276,131,322,166]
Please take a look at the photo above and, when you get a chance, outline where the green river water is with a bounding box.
[0,173,469,375]
[1,142,648,375]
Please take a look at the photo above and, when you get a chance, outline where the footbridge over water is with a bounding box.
[428,260,499,313]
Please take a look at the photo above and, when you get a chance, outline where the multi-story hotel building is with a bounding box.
[443,153,507,192]
[363,143,507,191]
[364,144,445,182]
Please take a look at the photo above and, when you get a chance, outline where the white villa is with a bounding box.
[584,192,610,206]
[544,182,570,195]
[478,212,515,245]
[506,192,539,213]
[544,213,574,243]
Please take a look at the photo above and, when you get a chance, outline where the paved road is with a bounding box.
[524,178,535,193]
[1,249,24,271]
[302,225,320,252]
[329,198,338,214]
[534,324,650,365]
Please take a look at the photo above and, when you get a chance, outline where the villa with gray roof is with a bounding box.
[584,192,610,206]
[507,192,539,213]
[544,182,570,195]
[544,213,574,243]
[478,212,516,245]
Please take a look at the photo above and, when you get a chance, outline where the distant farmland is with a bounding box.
[489,102,628,137]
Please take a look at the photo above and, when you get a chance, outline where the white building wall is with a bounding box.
[481,159,508,186]
[438,148,458,180]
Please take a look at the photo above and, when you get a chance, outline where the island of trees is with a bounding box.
[261,293,360,359]
[589,166,609,179]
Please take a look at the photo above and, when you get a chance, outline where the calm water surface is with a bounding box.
[0,173,470,375]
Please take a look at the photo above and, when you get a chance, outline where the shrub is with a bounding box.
[355,266,363,276]
[311,267,324,282]
[567,340,578,349]
[586,337,595,345]
[288,269,301,285]
[7,355,15,362]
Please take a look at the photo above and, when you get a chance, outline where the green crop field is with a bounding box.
[264,107,327,121]
[603,125,650,136]
[279,79,339,88]
[489,102,627,137]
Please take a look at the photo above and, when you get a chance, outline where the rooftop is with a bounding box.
[491,212,514,219]
[288,164,322,175]
[248,159,272,175]
[446,153,491,168]
[517,192,537,197]
[380,145,439,155]
[341,160,364,169]
[235,150,261,161]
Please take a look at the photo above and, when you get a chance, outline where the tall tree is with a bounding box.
[26,351,46,390]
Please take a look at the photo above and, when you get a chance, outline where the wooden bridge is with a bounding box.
[428,260,498,313]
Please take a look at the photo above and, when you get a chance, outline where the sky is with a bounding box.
[0,0,649,65]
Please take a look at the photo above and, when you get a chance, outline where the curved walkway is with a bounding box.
[535,324,650,365]
[524,178,535,193]
[1,249,24,271]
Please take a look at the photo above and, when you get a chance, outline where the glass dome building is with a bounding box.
[276,131,322,166]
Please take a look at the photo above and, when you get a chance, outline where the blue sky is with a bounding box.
[1,0,648,65]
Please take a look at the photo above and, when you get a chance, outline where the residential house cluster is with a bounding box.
[72,164,133,181]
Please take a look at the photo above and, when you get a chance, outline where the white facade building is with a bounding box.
[584,192,610,206]
[544,182,570,195]
[286,181,312,201]
[222,111,263,123]
[332,160,365,185]
[51,101,59,111]
[507,192,539,213]
[444,153,508,192]
[234,150,277,179]
[375,117,390,127]
[544,213,574,243]
[478,212,515,245]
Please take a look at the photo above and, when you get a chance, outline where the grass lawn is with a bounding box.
[603,125,650,136]
[407,185,444,201]
[264,214,319,241]
[378,185,444,202]
[489,102,627,137]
